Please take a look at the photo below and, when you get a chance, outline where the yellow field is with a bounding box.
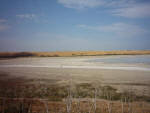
[0,50,150,58]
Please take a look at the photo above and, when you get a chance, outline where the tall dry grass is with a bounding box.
[0,50,150,58]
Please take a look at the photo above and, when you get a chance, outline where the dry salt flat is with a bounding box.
[0,55,150,95]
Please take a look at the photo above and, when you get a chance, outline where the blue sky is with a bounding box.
[0,0,150,51]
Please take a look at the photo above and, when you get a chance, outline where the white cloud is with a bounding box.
[0,25,10,31]
[57,0,105,9]
[78,23,148,38]
[106,0,135,7]
[16,14,36,19]
[57,0,136,9]
[112,3,150,18]
[57,0,150,18]
[0,19,7,23]
[77,24,87,28]
[0,19,9,31]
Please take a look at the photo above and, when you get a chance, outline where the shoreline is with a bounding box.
[0,65,150,71]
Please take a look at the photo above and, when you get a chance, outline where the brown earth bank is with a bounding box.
[1,50,150,58]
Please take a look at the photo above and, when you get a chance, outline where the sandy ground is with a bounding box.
[0,56,150,95]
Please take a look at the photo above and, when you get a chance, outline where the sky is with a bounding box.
[0,0,150,52]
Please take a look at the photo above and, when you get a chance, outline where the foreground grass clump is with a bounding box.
[0,78,149,102]
[0,76,150,113]
[0,94,150,113]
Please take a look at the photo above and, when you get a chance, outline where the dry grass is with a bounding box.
[0,73,150,113]
[1,98,150,113]
[0,50,150,58]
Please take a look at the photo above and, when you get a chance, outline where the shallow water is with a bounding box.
[88,55,150,65]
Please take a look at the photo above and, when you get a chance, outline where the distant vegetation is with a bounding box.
[0,52,35,58]
[0,50,150,58]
